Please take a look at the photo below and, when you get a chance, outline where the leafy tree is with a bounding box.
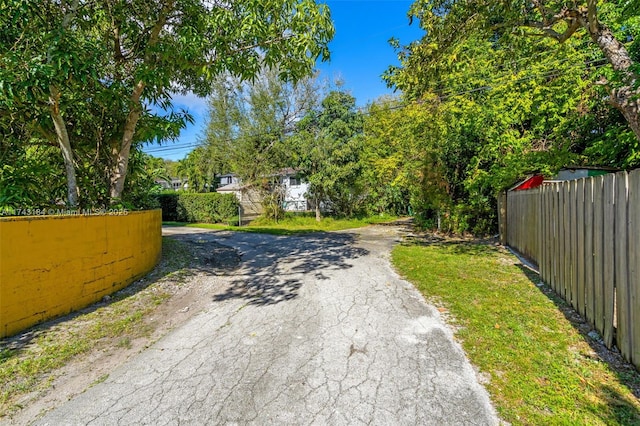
[1,0,334,207]
[0,130,66,210]
[292,90,365,219]
[163,159,179,179]
[176,147,214,192]
[119,151,167,209]
[379,29,596,234]
[386,0,640,141]
[1,0,104,206]
[203,67,320,216]
[204,68,319,179]
[362,96,447,219]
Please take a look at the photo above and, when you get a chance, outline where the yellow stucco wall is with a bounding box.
[0,210,162,338]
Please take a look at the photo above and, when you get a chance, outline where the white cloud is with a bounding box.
[169,91,210,118]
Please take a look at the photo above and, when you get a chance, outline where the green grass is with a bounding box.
[392,241,640,425]
[163,213,398,235]
[0,237,192,417]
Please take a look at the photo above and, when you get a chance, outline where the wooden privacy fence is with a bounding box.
[501,169,640,370]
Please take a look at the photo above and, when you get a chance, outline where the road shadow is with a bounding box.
[401,233,504,256]
[212,231,369,306]
[165,233,242,273]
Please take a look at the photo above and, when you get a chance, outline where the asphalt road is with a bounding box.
[34,224,498,425]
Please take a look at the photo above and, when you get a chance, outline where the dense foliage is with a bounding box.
[158,192,239,223]
[188,71,370,220]
[291,90,366,218]
[189,33,639,234]
[1,0,334,209]
[35,0,637,235]
[179,0,638,235]
[371,0,640,234]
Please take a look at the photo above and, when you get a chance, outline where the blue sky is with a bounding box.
[145,0,423,160]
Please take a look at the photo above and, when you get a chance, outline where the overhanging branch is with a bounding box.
[523,17,581,43]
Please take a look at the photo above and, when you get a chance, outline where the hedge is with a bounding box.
[158,192,239,223]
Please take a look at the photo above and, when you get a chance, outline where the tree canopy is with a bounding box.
[202,67,319,186]
[291,90,365,219]
[7,0,637,236]
[367,0,640,233]
[1,0,334,208]
[385,0,640,140]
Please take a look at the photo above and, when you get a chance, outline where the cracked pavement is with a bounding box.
[34,224,498,425]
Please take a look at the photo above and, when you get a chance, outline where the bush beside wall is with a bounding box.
[158,192,179,221]
[158,192,239,223]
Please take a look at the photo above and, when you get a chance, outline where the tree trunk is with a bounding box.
[107,2,172,202]
[609,85,640,140]
[585,21,640,141]
[109,0,175,204]
[49,86,78,207]
[315,196,321,222]
[47,1,80,207]
[109,113,139,201]
[109,81,144,201]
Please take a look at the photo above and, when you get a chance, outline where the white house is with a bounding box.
[217,173,240,187]
[216,170,309,212]
[281,173,309,211]
[155,177,188,191]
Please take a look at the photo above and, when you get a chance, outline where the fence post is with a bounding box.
[498,191,507,245]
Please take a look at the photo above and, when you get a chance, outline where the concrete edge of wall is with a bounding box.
[0,210,162,338]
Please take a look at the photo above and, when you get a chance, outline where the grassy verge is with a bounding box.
[392,240,640,425]
[0,237,193,417]
[164,213,398,235]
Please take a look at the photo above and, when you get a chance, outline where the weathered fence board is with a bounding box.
[504,169,640,370]
[593,176,605,334]
[543,188,552,285]
[584,179,595,326]
[629,170,640,367]
[603,175,616,348]
[616,172,631,361]
[576,178,586,316]
[552,184,560,292]
[571,179,579,311]
[558,183,564,295]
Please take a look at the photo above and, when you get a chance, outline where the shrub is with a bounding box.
[157,192,179,221]
[157,192,239,223]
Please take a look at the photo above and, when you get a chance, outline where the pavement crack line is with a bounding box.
[30,225,498,425]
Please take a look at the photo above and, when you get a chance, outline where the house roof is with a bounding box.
[559,165,620,172]
[216,182,244,192]
[509,174,545,192]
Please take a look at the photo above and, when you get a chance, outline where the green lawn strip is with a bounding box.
[392,242,640,425]
[164,214,398,235]
[162,221,189,227]
[0,237,191,416]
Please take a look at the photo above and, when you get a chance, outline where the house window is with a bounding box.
[290,176,300,186]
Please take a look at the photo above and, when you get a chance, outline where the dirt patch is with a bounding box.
[1,236,241,424]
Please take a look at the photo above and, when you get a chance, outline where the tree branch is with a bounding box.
[587,0,599,34]
[61,0,80,28]
[531,0,552,26]
[180,34,293,69]
[523,17,581,43]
